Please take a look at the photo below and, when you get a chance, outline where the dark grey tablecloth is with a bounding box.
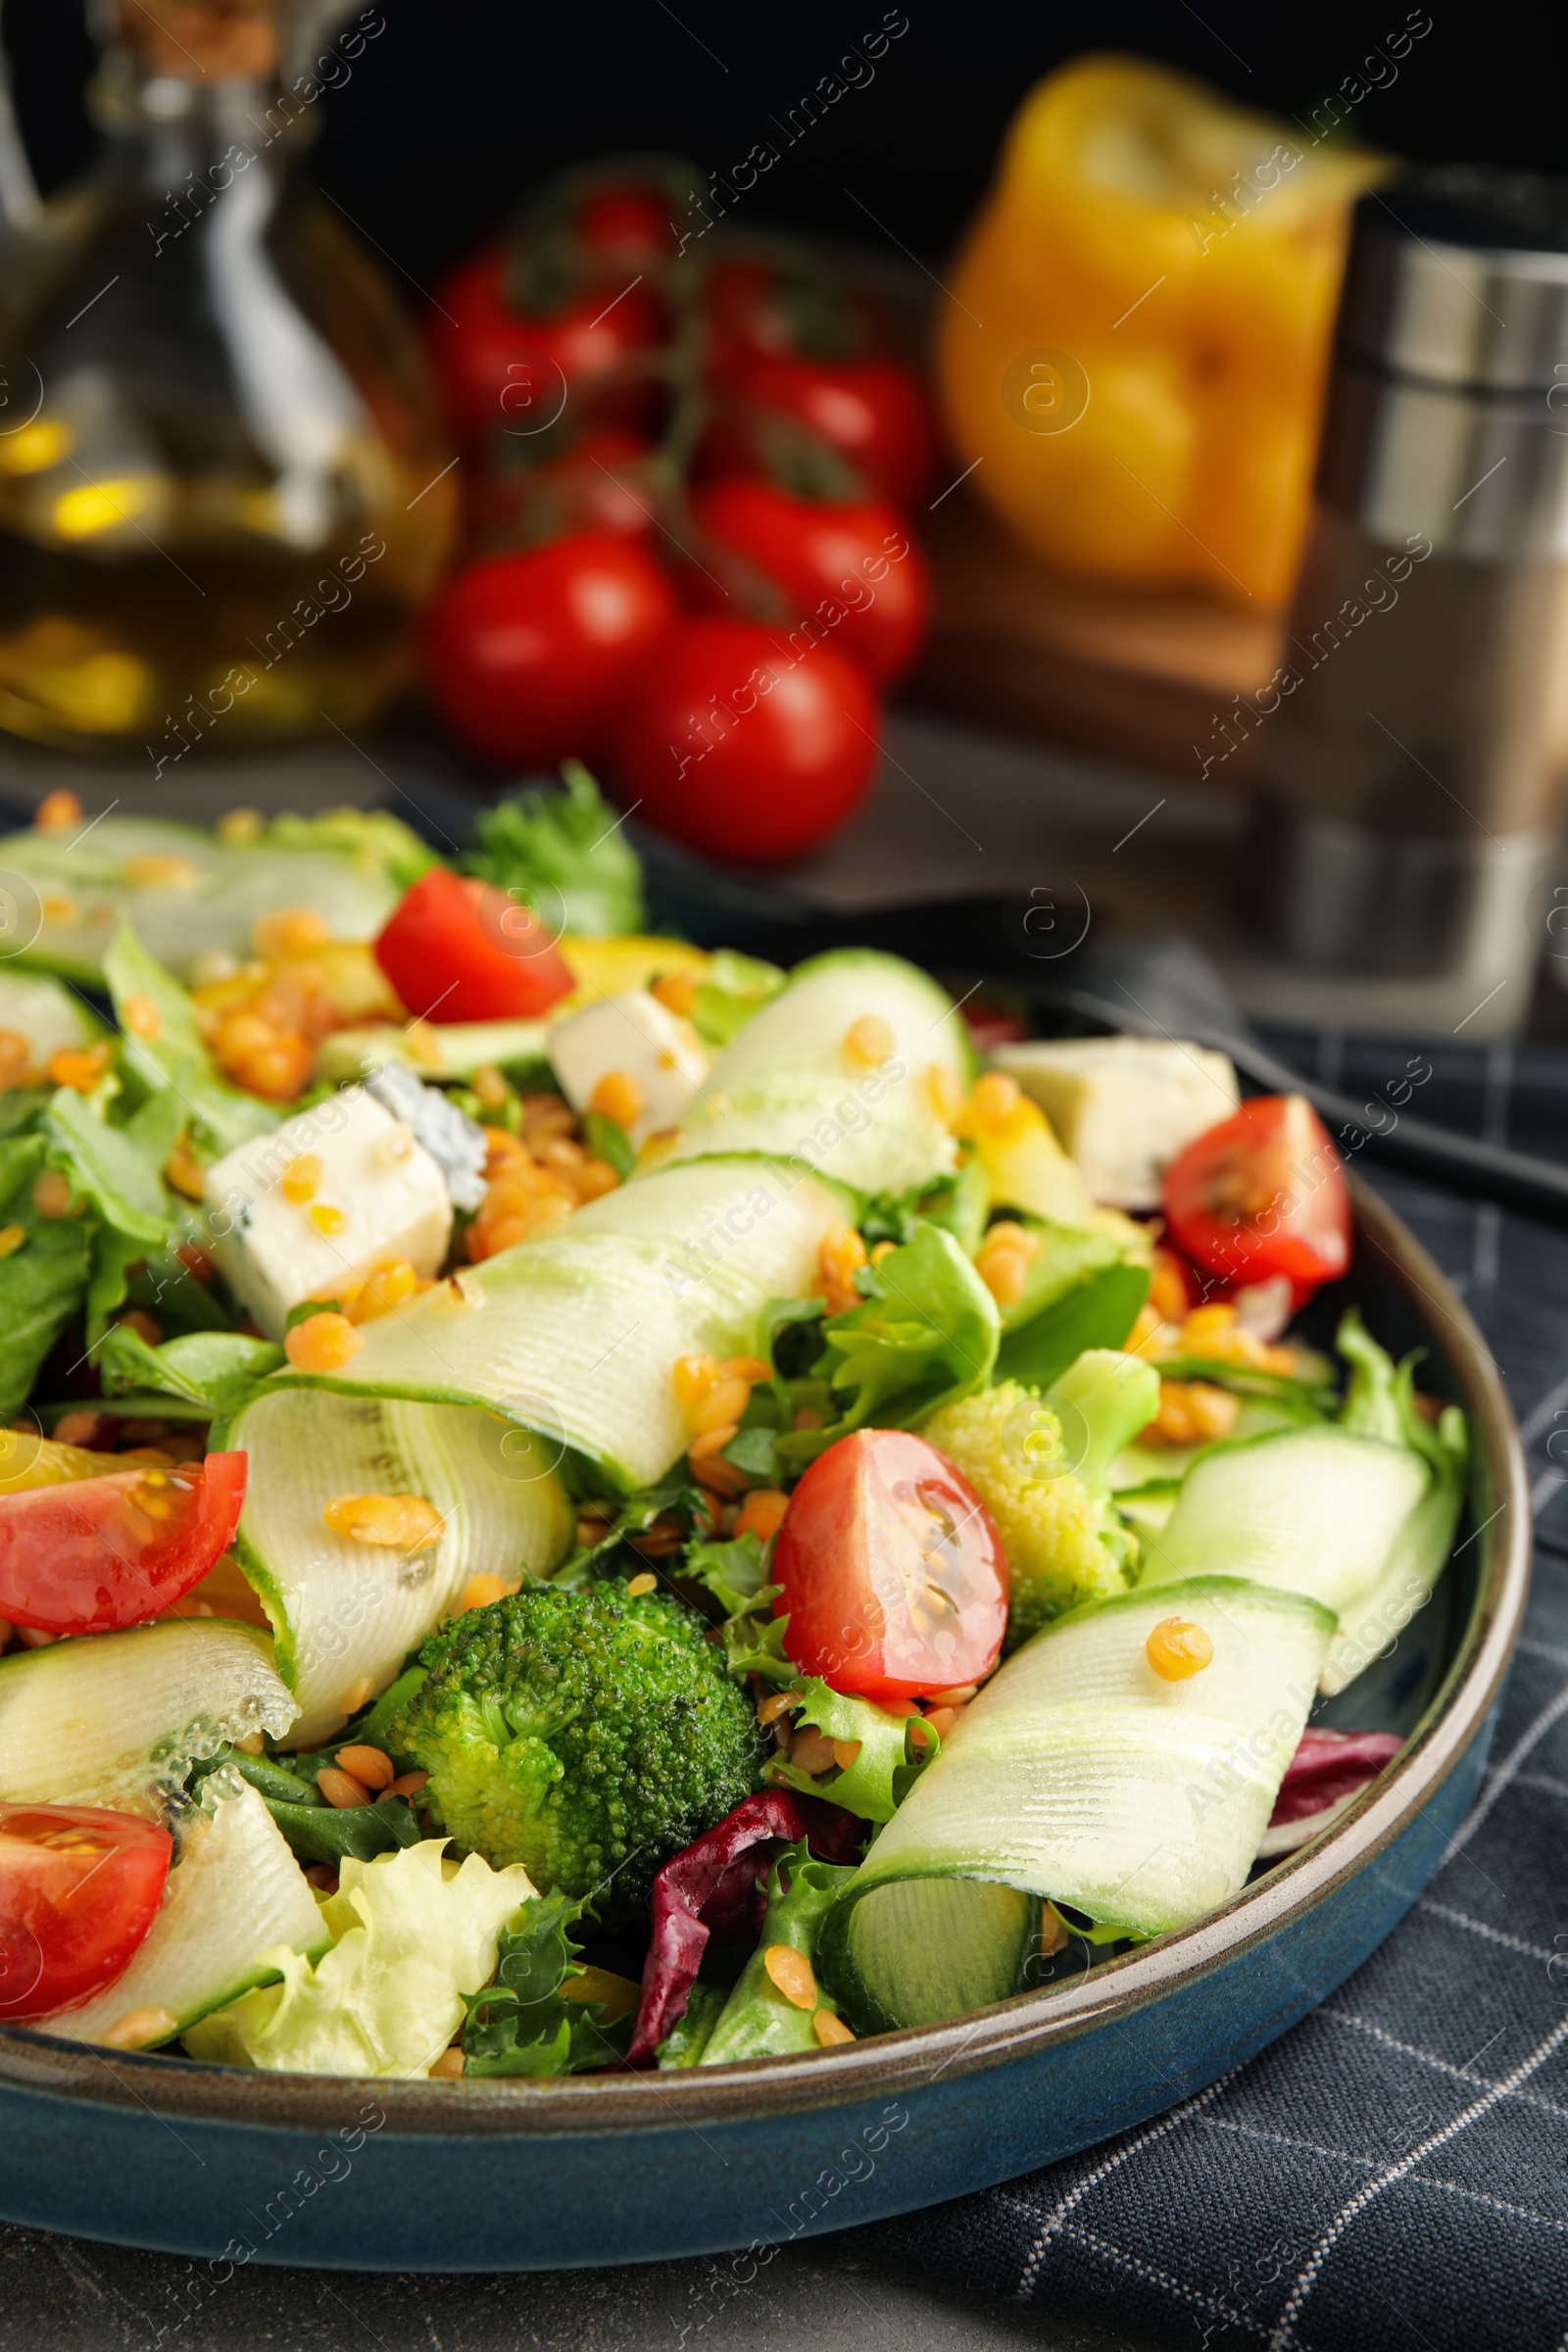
[858,1030,1568,2350]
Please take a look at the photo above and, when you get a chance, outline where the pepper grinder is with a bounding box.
[1232,165,1568,1038]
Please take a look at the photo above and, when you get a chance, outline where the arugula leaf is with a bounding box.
[584,1108,635,1180]
[461,1892,634,2077]
[0,1133,91,1418]
[997,1263,1152,1392]
[103,924,279,1156]
[776,1223,1000,1469]
[765,1679,938,1823]
[100,1326,284,1417]
[463,760,645,938]
[44,1087,170,1247]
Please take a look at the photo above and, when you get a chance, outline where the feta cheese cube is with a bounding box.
[990,1036,1239,1210]
[546,989,710,1146]
[203,1086,453,1338]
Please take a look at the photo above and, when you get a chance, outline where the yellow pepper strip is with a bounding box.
[0,1428,168,1494]
[938,57,1388,605]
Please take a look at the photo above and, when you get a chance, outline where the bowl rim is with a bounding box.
[0,1174,1531,2136]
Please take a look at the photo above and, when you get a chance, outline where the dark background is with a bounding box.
[1,0,1560,287]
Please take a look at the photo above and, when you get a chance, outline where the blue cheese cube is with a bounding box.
[203,1087,453,1339]
[990,1036,1239,1210]
[546,988,710,1146]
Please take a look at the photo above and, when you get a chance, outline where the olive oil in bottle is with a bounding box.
[0,1,455,762]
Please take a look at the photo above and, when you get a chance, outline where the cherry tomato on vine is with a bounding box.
[714,352,937,509]
[773,1429,1008,1702]
[427,246,667,444]
[422,531,677,770]
[688,480,930,684]
[1162,1095,1351,1301]
[575,184,677,257]
[0,1453,247,1635]
[375,868,574,1023]
[612,615,880,864]
[0,1802,172,2022]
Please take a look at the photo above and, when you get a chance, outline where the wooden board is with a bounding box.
[906,486,1288,785]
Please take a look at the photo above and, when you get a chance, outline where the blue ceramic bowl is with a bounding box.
[0,1177,1529,2272]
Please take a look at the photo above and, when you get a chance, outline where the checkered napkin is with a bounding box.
[855,1033,1568,2351]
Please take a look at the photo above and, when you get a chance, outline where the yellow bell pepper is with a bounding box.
[958,1076,1096,1226]
[938,57,1387,605]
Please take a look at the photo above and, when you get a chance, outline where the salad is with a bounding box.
[0,774,1468,2079]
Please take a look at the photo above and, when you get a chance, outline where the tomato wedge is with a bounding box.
[773,1429,1007,1702]
[0,1451,247,1635]
[374,866,576,1023]
[0,1802,171,2022]
[1162,1094,1351,1300]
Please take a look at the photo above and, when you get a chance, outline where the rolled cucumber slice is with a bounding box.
[1320,1407,1468,1696]
[50,1771,327,2050]
[1137,1426,1429,1622]
[0,1619,295,1811]
[317,1017,553,1087]
[0,814,403,984]
[266,1154,849,1493]
[0,969,106,1061]
[819,1577,1332,2031]
[656,949,971,1199]
[225,1390,574,1746]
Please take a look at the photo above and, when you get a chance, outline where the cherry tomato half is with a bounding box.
[374,867,575,1024]
[0,1802,171,2021]
[427,246,667,445]
[773,1429,1008,1702]
[0,1452,247,1636]
[687,481,930,685]
[613,615,881,865]
[1162,1094,1351,1301]
[423,532,678,772]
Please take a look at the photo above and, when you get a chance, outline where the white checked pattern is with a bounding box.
[859,1027,1568,2352]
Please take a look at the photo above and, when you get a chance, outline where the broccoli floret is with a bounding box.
[925,1351,1159,1649]
[386,1585,763,1924]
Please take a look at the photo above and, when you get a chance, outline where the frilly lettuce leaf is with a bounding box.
[776,1222,1000,1470]
[460,1891,635,2077]
[181,1840,537,2078]
[766,1678,938,1824]
[463,760,644,938]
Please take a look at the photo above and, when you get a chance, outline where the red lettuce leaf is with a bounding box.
[1269,1728,1402,1827]
[627,1791,862,2066]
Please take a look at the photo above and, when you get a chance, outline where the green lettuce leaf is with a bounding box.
[181,1840,538,2078]
[861,1161,989,1258]
[463,760,644,938]
[698,1841,858,2064]
[103,924,279,1156]
[766,1679,937,1823]
[776,1222,1000,1468]
[256,808,437,893]
[682,1530,799,1687]
[0,1133,92,1417]
[460,1891,633,2078]
[691,949,786,1048]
